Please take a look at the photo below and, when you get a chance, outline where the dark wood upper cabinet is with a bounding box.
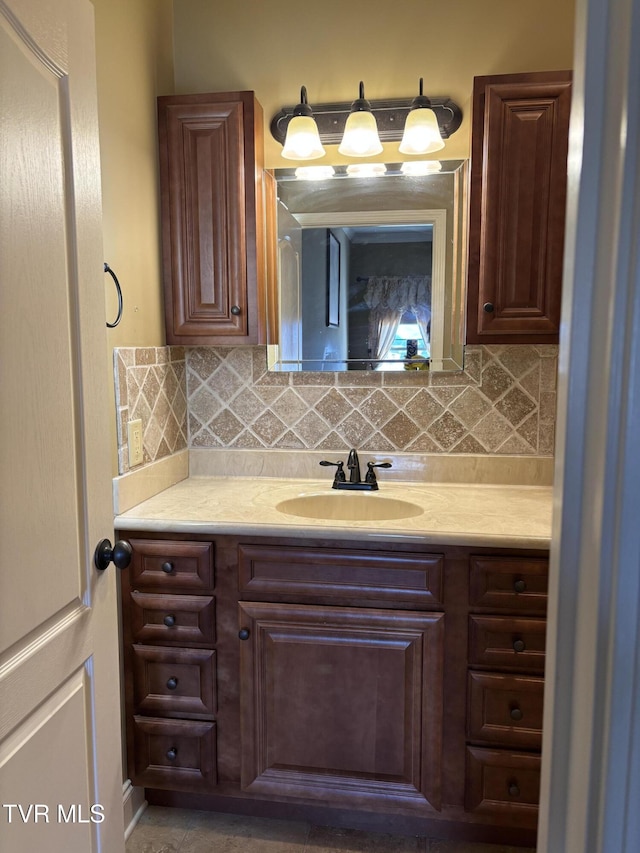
[466,71,572,344]
[157,91,267,344]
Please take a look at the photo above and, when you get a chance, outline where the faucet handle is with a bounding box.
[365,461,392,486]
[319,459,346,487]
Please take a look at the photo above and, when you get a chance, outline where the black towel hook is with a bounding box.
[104,262,123,327]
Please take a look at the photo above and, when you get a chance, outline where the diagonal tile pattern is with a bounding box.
[114,344,558,471]
[185,345,557,456]
[114,347,188,474]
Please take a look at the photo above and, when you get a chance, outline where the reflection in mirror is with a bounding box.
[268,160,468,372]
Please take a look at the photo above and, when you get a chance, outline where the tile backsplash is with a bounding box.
[114,347,188,474]
[114,344,557,473]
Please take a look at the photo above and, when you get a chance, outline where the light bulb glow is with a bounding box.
[346,163,387,177]
[399,108,445,155]
[400,160,443,175]
[338,111,383,157]
[295,166,336,180]
[281,115,326,160]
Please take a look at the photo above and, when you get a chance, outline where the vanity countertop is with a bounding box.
[114,476,553,549]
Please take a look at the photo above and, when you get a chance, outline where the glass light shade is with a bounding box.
[338,111,383,157]
[399,107,445,154]
[295,165,336,180]
[400,160,443,176]
[281,115,326,160]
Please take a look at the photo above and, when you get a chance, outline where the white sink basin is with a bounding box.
[275,493,424,522]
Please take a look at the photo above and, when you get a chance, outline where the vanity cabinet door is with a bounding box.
[238,601,444,813]
[157,91,267,344]
[466,70,572,343]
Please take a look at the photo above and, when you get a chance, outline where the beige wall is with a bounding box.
[172,0,576,167]
[90,0,175,473]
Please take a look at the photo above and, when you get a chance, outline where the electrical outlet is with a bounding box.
[128,419,144,466]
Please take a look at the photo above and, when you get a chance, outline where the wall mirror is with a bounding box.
[268,160,468,372]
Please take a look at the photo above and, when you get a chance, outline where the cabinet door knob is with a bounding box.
[510,706,523,722]
[163,614,176,627]
[508,782,520,797]
[231,305,241,315]
[483,302,494,313]
[238,628,250,640]
[513,638,526,653]
[161,561,174,574]
[514,579,527,593]
[166,677,178,690]
[166,748,177,761]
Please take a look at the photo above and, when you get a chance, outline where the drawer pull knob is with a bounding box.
[483,302,495,313]
[508,782,521,797]
[238,628,250,641]
[161,561,174,574]
[513,638,526,653]
[231,305,241,315]
[514,579,527,593]
[166,677,178,690]
[510,706,523,722]
[166,748,177,761]
[163,614,176,627]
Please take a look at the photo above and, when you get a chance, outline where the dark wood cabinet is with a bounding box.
[157,91,268,344]
[465,554,548,827]
[238,600,444,813]
[119,532,547,845]
[466,71,572,344]
[121,538,218,792]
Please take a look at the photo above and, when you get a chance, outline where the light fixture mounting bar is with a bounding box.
[271,96,462,146]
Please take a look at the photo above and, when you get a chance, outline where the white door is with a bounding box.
[0,1,126,851]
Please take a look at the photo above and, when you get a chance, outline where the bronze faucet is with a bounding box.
[320,449,392,491]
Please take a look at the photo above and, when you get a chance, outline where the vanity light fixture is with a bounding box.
[271,84,462,160]
[338,82,383,157]
[399,79,445,155]
[281,86,326,161]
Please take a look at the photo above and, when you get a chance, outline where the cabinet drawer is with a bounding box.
[467,672,544,749]
[469,616,546,672]
[469,556,548,613]
[132,646,217,719]
[465,747,540,824]
[130,592,215,647]
[129,539,214,592]
[238,544,443,607]
[131,716,217,792]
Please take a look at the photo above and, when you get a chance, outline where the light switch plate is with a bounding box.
[128,419,143,466]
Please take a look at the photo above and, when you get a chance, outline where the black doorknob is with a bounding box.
[483,302,494,313]
[94,539,132,571]
[166,748,177,761]
[166,677,178,690]
[514,579,527,593]
[513,638,526,653]
[238,628,250,640]
[230,305,241,315]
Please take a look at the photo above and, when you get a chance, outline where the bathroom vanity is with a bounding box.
[115,476,551,846]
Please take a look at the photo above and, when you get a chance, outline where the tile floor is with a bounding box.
[125,806,536,853]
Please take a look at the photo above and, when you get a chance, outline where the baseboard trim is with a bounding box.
[122,779,147,840]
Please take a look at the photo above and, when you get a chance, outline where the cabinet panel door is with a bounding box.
[158,92,266,344]
[238,602,444,813]
[466,71,572,343]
